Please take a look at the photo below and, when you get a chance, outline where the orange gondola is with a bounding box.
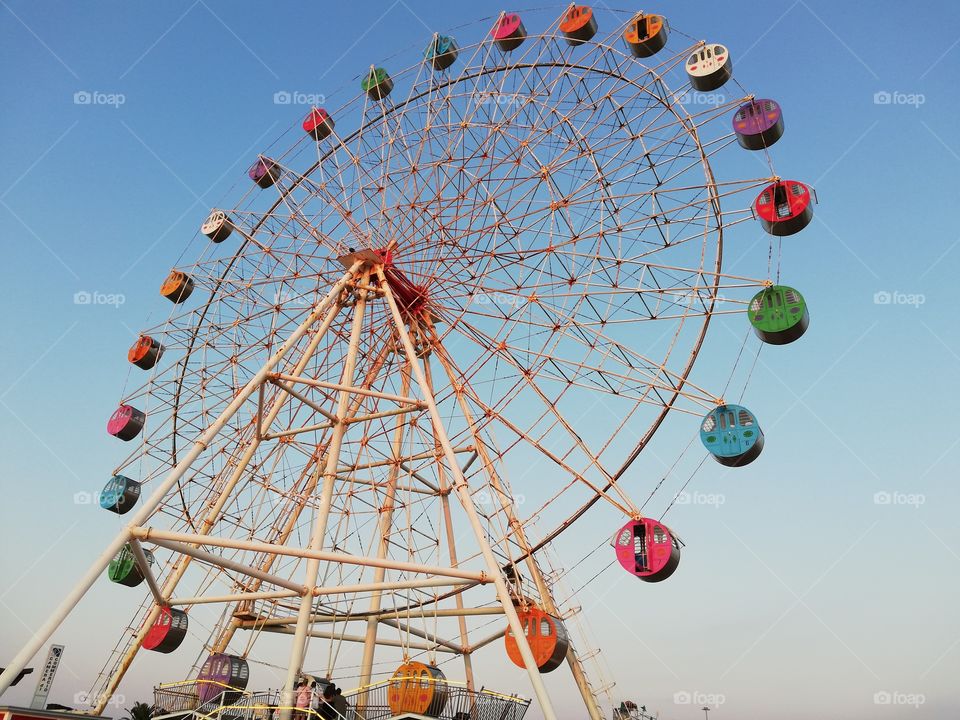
[504,607,569,673]
[387,662,448,717]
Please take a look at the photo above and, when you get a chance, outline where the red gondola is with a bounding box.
[613,518,681,582]
[504,607,569,673]
[302,108,335,141]
[754,180,814,236]
[143,607,188,653]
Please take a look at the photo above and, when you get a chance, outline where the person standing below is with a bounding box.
[332,687,348,719]
[318,684,336,720]
[295,678,311,720]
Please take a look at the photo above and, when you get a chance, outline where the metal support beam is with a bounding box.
[130,528,487,582]
[0,263,364,700]
[128,539,164,607]
[148,538,307,594]
[377,267,559,720]
[258,626,457,654]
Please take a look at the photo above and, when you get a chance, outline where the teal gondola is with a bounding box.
[100,475,141,515]
[700,404,764,466]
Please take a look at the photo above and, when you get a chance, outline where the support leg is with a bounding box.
[377,269,558,720]
[0,264,361,700]
[432,337,604,720]
[279,274,370,720]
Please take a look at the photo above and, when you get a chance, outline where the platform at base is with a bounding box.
[152,677,530,720]
[1,708,112,720]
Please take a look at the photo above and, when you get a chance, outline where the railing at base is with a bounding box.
[344,680,531,720]
[153,680,256,717]
[157,679,529,720]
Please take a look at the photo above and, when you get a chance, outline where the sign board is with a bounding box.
[29,645,64,709]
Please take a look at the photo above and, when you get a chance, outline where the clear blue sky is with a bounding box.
[1,1,958,719]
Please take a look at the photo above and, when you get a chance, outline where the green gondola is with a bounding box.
[107,544,155,587]
[747,285,809,345]
[361,67,393,100]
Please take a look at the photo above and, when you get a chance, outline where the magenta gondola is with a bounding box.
[107,405,145,441]
[613,518,681,582]
[492,12,526,52]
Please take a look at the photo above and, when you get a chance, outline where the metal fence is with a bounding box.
[153,680,259,717]
[155,680,528,720]
[344,680,530,720]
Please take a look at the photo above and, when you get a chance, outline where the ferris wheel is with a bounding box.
[0,6,815,720]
